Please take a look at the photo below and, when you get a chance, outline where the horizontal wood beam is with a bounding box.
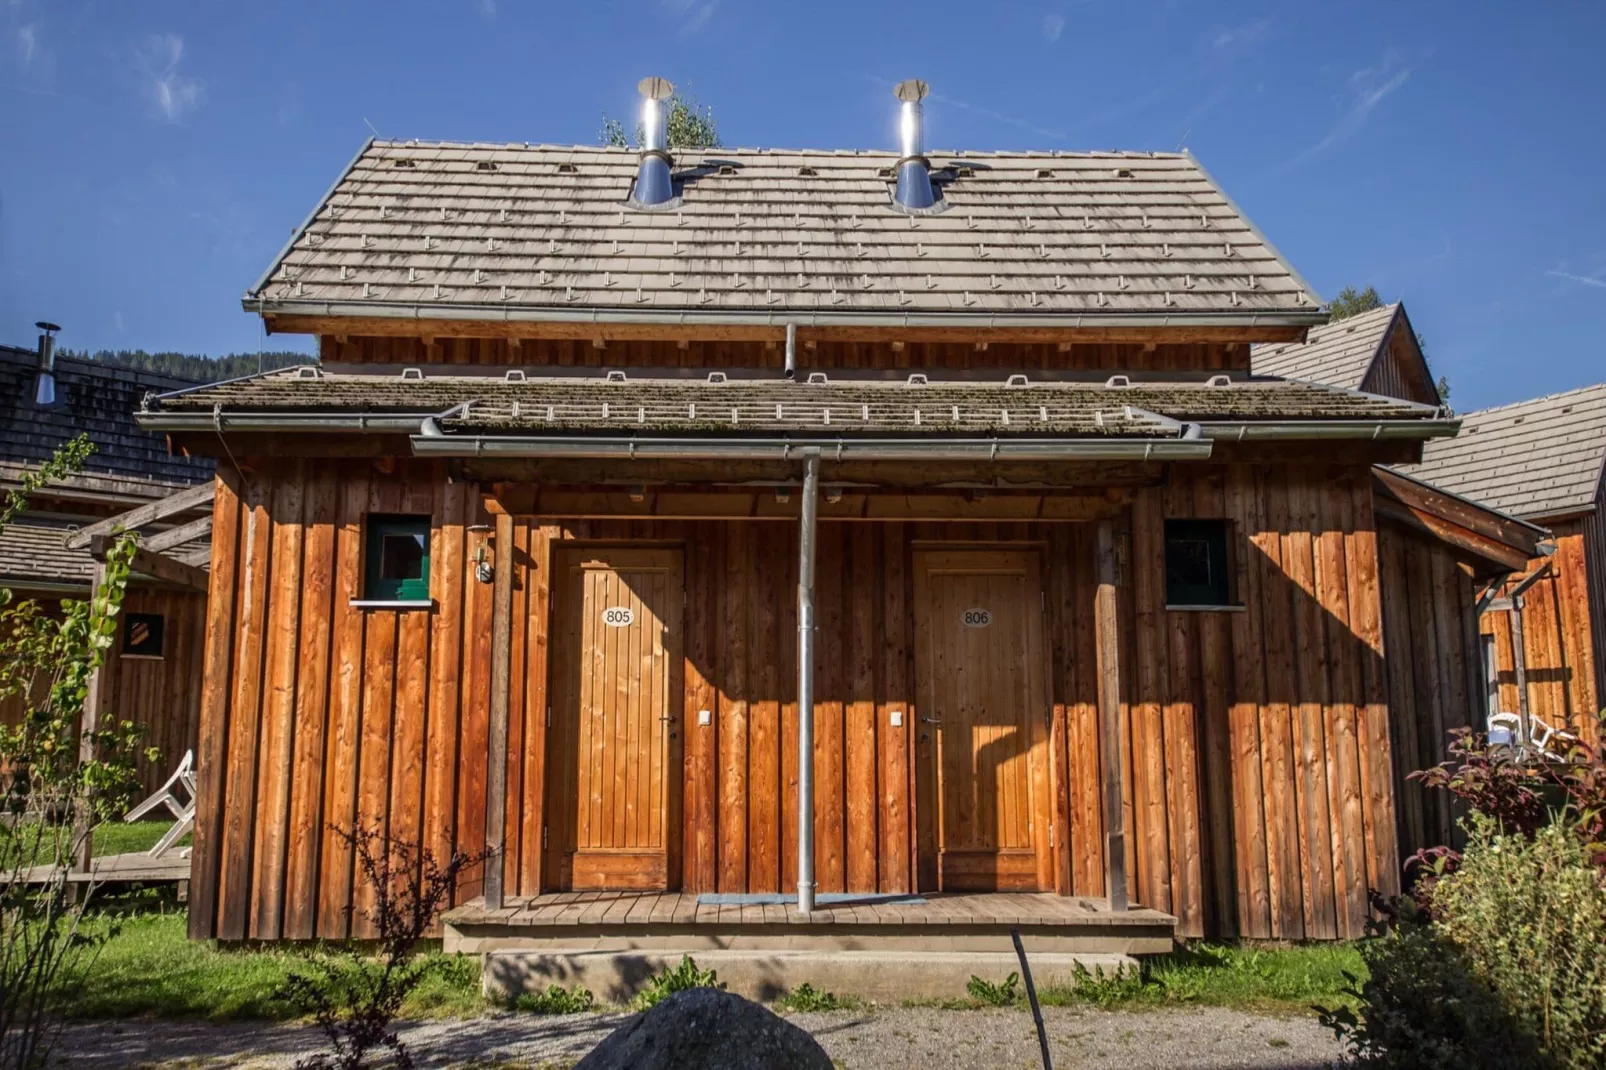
[88,535,210,592]
[65,482,214,549]
[141,515,213,554]
[1374,499,1533,575]
[483,486,1133,522]
[1372,468,1546,557]
[268,313,1306,346]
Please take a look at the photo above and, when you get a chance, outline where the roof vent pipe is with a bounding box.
[784,323,797,379]
[34,321,61,407]
[893,79,936,211]
[631,77,676,208]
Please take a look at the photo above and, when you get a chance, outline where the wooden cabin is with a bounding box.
[144,93,1504,953]
[1,340,213,794]
[1402,387,1606,743]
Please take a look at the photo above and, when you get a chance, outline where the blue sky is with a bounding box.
[3,0,1603,411]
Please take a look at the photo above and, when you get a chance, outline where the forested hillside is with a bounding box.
[57,348,315,383]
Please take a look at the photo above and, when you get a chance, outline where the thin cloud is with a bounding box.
[476,0,496,18]
[16,22,34,63]
[1213,18,1271,51]
[930,90,1067,143]
[1279,53,1411,171]
[134,32,204,122]
[1042,14,1065,43]
[1547,268,1606,290]
[662,0,717,34]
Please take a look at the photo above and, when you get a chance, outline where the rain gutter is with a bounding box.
[1198,419,1461,441]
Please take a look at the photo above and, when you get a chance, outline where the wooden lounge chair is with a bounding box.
[123,749,196,858]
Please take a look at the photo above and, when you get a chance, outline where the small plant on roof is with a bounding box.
[600,88,721,150]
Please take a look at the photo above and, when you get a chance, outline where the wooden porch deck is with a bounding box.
[443,890,1177,956]
[19,851,190,885]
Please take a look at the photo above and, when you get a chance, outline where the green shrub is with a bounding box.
[1042,961,1146,1008]
[513,983,595,1015]
[634,955,723,1010]
[1319,899,1549,1069]
[965,972,1020,1006]
[1431,817,1606,1068]
[774,982,857,1012]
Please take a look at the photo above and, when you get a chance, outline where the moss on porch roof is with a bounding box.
[142,369,1441,438]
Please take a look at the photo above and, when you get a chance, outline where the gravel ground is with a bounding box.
[57,1005,1341,1069]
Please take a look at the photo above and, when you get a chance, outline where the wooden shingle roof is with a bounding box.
[141,368,1443,439]
[249,141,1325,328]
[1399,384,1606,521]
[0,345,213,496]
[1251,304,1399,388]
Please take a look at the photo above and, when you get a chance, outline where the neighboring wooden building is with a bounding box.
[1253,302,1441,407]
[1402,386,1606,742]
[0,341,214,793]
[147,96,1495,947]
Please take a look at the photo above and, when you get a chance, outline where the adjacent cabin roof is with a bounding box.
[0,344,214,497]
[0,520,99,591]
[139,367,1448,444]
[1398,383,1606,521]
[247,141,1325,330]
[1251,303,1439,406]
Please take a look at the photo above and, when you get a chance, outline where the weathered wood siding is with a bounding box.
[1375,520,1481,861]
[320,335,1250,374]
[190,460,1398,941]
[1360,327,1439,407]
[0,588,205,797]
[1483,524,1601,742]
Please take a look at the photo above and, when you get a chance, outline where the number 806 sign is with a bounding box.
[961,607,992,628]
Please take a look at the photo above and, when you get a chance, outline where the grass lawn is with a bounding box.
[66,904,1364,1022]
[91,819,190,857]
[71,908,483,1021]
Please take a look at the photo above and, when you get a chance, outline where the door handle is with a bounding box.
[920,717,942,724]
[658,714,677,723]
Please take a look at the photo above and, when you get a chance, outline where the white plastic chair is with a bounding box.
[123,749,196,858]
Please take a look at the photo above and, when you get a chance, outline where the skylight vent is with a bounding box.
[877,167,894,179]
[1206,374,1231,387]
[806,372,829,385]
[504,369,527,382]
[906,373,929,386]
[717,165,737,176]
[956,166,975,178]
[798,166,818,177]
[393,159,417,169]
[476,160,498,172]
[706,371,728,384]
[1105,375,1132,389]
[606,370,628,383]
[1035,168,1054,179]
[293,366,322,379]
[1006,374,1029,387]
[556,163,579,174]
[1115,167,1132,178]
[401,367,424,380]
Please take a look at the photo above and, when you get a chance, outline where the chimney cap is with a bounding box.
[894,79,929,103]
[638,76,675,101]
[35,321,61,333]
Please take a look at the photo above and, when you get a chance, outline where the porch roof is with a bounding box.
[139,367,1448,441]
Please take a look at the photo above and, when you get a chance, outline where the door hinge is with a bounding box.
[546,706,552,728]
[542,826,549,847]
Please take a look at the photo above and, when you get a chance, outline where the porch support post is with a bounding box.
[796,451,821,914]
[1093,519,1128,912]
[71,558,112,889]
[1510,594,1531,743]
[484,510,515,910]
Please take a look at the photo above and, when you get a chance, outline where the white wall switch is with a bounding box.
[698,709,712,726]
[890,710,904,727]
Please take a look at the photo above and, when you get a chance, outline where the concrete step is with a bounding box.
[481,948,1138,1004]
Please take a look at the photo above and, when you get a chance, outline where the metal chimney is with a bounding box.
[34,321,60,407]
[631,76,676,208]
[893,79,936,211]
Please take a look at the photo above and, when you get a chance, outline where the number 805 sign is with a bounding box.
[602,606,635,627]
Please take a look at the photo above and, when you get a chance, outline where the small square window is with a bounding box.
[364,515,432,602]
[1164,519,1235,608]
[122,613,165,658]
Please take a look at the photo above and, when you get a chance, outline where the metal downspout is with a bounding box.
[796,450,821,914]
[784,323,798,380]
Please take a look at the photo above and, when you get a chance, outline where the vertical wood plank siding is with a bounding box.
[0,588,206,798]
[1481,524,1601,744]
[1375,521,1481,863]
[192,460,1402,940]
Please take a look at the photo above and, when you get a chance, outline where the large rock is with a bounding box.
[576,987,833,1070]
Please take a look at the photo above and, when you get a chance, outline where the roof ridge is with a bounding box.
[368,138,1191,159]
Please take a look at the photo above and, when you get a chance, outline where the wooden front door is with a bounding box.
[545,547,683,891]
[914,550,1052,891]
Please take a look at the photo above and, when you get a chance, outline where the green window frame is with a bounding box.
[1163,518,1235,608]
[363,514,432,602]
